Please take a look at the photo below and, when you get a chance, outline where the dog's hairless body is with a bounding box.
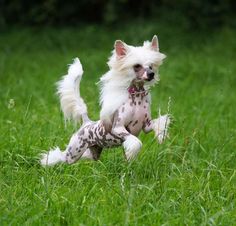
[41,35,170,166]
[66,84,153,163]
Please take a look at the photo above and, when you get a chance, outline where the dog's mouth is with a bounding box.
[136,75,154,82]
[145,75,154,81]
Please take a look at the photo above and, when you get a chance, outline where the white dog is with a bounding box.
[41,35,170,166]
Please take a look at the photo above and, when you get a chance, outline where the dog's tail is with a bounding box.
[57,58,89,124]
[40,147,66,166]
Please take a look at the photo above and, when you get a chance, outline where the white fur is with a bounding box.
[153,115,170,143]
[40,147,66,166]
[108,44,166,71]
[123,135,142,160]
[57,58,87,122]
[99,70,131,123]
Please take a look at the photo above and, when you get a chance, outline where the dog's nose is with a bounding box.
[147,71,155,81]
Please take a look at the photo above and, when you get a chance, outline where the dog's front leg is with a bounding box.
[111,112,142,161]
[112,125,142,161]
[143,114,170,144]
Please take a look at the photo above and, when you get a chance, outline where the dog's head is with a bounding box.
[108,35,166,86]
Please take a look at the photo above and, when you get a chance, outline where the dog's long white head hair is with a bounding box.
[99,35,166,127]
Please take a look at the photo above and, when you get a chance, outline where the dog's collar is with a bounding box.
[128,86,149,96]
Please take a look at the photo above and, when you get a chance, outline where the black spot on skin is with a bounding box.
[99,130,103,136]
[145,113,147,118]
[126,127,131,133]
[118,132,129,137]
[144,105,146,109]
[138,101,141,105]
[79,130,85,136]
[110,132,123,141]
[68,151,73,157]
[89,131,94,139]
[146,118,151,126]
[127,120,133,127]
[80,141,87,148]
[132,120,138,127]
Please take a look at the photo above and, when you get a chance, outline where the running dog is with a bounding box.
[40,35,170,166]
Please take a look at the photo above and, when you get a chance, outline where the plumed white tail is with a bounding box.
[57,58,88,123]
[40,147,66,166]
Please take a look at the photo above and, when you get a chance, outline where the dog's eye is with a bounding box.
[149,65,153,70]
[133,64,142,71]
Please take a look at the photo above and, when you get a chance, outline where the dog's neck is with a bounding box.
[99,72,149,122]
[128,81,148,95]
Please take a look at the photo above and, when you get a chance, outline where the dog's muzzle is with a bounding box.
[146,68,155,81]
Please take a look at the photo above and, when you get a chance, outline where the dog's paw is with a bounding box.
[153,115,170,144]
[123,135,142,161]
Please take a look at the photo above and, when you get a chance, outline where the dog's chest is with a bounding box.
[121,93,150,136]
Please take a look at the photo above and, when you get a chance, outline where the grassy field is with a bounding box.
[0,21,236,225]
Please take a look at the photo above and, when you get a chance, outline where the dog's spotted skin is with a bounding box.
[65,84,152,164]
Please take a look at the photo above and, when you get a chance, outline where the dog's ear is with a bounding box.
[151,35,159,51]
[114,40,127,58]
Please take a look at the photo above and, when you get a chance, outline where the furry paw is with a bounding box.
[123,135,142,161]
[152,115,170,144]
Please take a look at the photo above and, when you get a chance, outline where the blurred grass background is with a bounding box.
[0,1,236,225]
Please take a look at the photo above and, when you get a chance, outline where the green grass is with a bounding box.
[0,22,236,225]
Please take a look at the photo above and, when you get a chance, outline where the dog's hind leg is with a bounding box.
[65,134,89,164]
[80,148,93,160]
[81,146,102,161]
[40,135,99,166]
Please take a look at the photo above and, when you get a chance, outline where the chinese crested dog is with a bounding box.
[41,35,170,166]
